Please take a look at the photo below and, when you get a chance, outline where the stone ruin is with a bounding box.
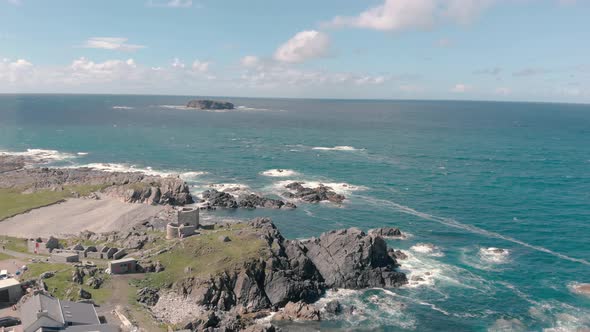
[166,207,199,239]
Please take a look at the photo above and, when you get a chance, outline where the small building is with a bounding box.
[108,257,137,274]
[21,293,118,332]
[167,207,200,239]
[0,278,23,304]
[51,252,80,263]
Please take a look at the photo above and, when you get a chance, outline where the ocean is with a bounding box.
[0,94,589,331]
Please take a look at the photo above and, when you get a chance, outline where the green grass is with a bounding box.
[0,252,13,260]
[23,262,113,304]
[0,236,28,253]
[136,224,269,289]
[0,184,108,221]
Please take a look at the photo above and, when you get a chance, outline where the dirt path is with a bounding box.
[0,197,164,238]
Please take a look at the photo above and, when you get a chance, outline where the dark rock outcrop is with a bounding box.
[151,218,406,330]
[368,227,403,238]
[283,182,345,204]
[186,100,234,110]
[201,189,295,210]
[325,300,342,315]
[304,228,407,289]
[137,287,160,306]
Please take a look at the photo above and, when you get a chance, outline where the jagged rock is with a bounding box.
[238,194,285,209]
[283,182,345,204]
[120,234,148,250]
[202,189,238,208]
[273,301,321,321]
[218,235,231,243]
[39,271,55,279]
[72,268,85,284]
[325,300,342,314]
[186,99,234,110]
[85,277,103,289]
[137,287,160,306]
[78,288,91,300]
[154,261,165,273]
[303,228,407,289]
[368,227,402,238]
[388,248,407,261]
[184,311,221,330]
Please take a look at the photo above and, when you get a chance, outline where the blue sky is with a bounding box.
[1,0,589,102]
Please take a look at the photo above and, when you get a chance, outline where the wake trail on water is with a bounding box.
[358,195,590,266]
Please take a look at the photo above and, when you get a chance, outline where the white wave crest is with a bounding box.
[479,247,510,264]
[73,163,206,179]
[112,106,134,110]
[315,289,416,329]
[260,169,299,177]
[312,146,363,151]
[274,180,367,196]
[410,243,444,257]
[0,148,76,163]
[76,152,89,156]
[236,105,270,112]
[568,282,590,297]
[158,105,190,110]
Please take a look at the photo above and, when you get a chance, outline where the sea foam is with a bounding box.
[112,106,134,110]
[260,169,299,177]
[0,148,76,163]
[312,145,363,151]
[479,247,510,264]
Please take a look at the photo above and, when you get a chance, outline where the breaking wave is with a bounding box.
[312,146,363,151]
[0,148,76,163]
[260,169,299,177]
[112,106,134,110]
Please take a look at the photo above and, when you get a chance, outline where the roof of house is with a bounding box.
[110,257,136,264]
[59,300,100,325]
[21,294,101,332]
[62,324,120,332]
[51,252,79,257]
[0,278,20,289]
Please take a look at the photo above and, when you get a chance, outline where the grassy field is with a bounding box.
[23,262,113,303]
[136,224,270,289]
[0,235,28,253]
[0,252,13,260]
[0,184,107,221]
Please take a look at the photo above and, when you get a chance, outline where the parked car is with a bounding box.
[0,316,21,327]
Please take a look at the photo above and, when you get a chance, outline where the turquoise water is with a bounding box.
[1,94,589,331]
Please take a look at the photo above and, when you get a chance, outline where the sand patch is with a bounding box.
[0,196,163,238]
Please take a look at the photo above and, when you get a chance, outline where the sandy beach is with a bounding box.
[0,196,164,238]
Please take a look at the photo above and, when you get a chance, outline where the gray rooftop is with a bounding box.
[21,294,103,332]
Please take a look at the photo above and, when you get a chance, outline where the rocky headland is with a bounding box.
[0,155,194,208]
[187,99,235,110]
[201,189,296,210]
[134,217,407,331]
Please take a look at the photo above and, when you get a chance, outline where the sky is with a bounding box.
[1,0,589,103]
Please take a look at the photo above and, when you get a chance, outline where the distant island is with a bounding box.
[186,99,234,110]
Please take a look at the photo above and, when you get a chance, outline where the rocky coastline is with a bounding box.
[137,218,407,331]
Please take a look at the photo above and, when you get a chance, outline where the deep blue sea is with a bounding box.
[0,94,589,331]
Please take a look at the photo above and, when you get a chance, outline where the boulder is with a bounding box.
[137,287,160,306]
[72,268,85,284]
[325,300,342,314]
[283,182,345,204]
[368,227,403,238]
[78,288,92,300]
[273,301,321,321]
[85,277,103,289]
[40,271,55,279]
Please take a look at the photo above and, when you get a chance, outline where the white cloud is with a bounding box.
[146,0,193,8]
[240,55,260,68]
[171,58,185,68]
[191,59,209,72]
[326,0,495,31]
[494,87,511,95]
[83,37,145,52]
[0,58,33,83]
[451,83,470,93]
[68,57,139,83]
[274,30,330,63]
